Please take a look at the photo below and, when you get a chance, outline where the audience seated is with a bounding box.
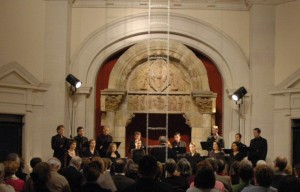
[162,158,189,192]
[277,175,300,192]
[0,163,15,192]
[92,157,117,192]
[271,156,288,189]
[112,158,135,192]
[177,158,193,184]
[80,162,110,192]
[123,155,171,192]
[47,157,71,192]
[206,157,232,192]
[241,164,277,192]
[229,161,241,185]
[232,159,253,192]
[294,163,300,178]
[125,159,139,181]
[26,162,51,192]
[4,160,25,192]
[187,161,220,192]
[58,156,83,192]
[6,153,27,182]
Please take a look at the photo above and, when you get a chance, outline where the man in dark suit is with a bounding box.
[96,127,113,157]
[149,136,175,163]
[112,158,135,192]
[59,156,84,192]
[73,126,89,157]
[128,131,145,153]
[248,128,268,167]
[171,132,186,148]
[207,125,224,150]
[235,133,248,158]
[51,125,68,164]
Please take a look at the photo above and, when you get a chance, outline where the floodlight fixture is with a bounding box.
[232,87,247,101]
[66,74,81,89]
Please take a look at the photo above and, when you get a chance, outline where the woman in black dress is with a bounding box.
[186,142,203,174]
[83,139,99,159]
[106,142,121,163]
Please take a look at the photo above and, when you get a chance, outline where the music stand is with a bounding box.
[200,141,212,152]
[223,148,232,154]
[173,147,186,154]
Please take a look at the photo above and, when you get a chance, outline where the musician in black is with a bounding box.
[248,128,268,167]
[73,126,89,157]
[96,127,113,157]
[51,125,68,164]
[207,125,224,149]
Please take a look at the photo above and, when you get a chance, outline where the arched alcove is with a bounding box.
[70,12,250,153]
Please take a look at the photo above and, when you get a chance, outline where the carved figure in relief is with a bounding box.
[105,95,122,111]
[139,95,146,110]
[178,96,183,111]
[185,99,190,111]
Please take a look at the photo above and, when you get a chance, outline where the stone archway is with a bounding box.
[100,39,217,156]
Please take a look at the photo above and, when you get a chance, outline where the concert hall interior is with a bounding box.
[1,0,300,181]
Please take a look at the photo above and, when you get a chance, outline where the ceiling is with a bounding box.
[72,0,297,10]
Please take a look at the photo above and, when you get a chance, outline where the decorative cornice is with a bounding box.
[0,62,49,91]
[270,69,300,95]
[72,0,296,10]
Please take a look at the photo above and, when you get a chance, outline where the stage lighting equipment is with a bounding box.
[66,74,81,89]
[232,87,247,101]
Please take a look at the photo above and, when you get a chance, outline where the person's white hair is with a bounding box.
[47,157,61,170]
[70,156,82,168]
[256,160,267,166]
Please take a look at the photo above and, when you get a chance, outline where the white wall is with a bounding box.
[0,0,299,164]
[275,0,300,85]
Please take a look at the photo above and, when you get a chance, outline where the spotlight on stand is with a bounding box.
[66,74,82,89]
[232,87,247,101]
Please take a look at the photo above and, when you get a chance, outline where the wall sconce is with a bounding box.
[232,87,247,101]
[66,74,82,89]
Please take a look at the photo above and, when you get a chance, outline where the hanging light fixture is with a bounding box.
[232,87,247,101]
[66,74,82,89]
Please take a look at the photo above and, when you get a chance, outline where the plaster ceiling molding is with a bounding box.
[72,0,297,9]
[270,69,300,95]
[0,62,49,91]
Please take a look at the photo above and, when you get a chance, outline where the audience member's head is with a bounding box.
[6,153,21,162]
[30,157,42,169]
[217,159,226,174]
[30,162,51,191]
[155,161,163,180]
[277,175,300,192]
[177,158,192,176]
[229,161,240,176]
[4,160,19,177]
[69,156,82,170]
[205,157,218,172]
[284,164,293,175]
[254,164,274,187]
[91,156,105,173]
[47,157,61,171]
[102,157,112,171]
[0,163,5,182]
[138,155,157,178]
[238,159,253,182]
[113,158,127,174]
[194,161,215,189]
[158,136,167,145]
[274,156,288,171]
[165,158,177,175]
[84,163,101,182]
[256,160,267,166]
[294,164,300,178]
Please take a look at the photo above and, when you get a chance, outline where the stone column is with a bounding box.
[249,4,275,162]
[43,0,72,158]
